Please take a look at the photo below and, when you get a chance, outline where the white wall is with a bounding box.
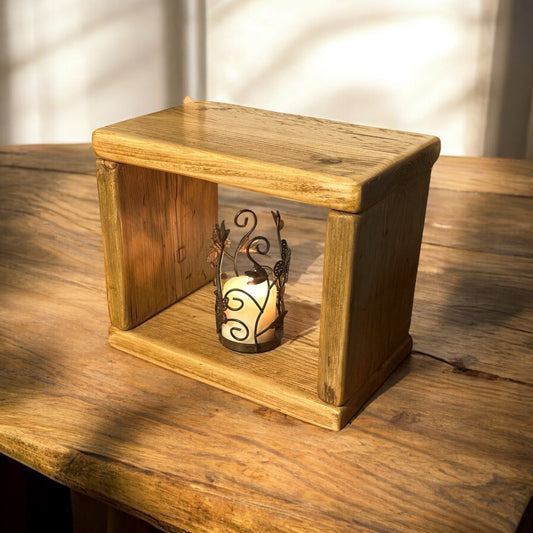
[1,0,531,157]
[0,0,204,145]
[207,0,498,156]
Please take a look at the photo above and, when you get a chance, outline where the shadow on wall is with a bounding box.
[163,0,206,105]
[485,0,533,159]
[210,0,532,158]
[0,1,207,145]
[0,2,10,145]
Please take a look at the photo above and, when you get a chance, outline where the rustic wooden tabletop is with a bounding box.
[0,144,532,532]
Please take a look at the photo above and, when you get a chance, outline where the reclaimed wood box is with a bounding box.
[93,100,440,430]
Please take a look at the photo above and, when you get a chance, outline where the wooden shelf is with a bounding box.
[94,100,439,430]
[108,283,336,426]
[92,100,440,214]
[108,282,412,431]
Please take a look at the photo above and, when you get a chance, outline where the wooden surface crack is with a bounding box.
[421,239,533,260]
[412,350,533,387]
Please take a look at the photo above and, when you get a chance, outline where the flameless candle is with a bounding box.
[221,275,277,345]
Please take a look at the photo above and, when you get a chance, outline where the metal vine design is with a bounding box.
[207,209,291,351]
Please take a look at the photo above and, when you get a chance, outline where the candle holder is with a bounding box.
[208,209,290,353]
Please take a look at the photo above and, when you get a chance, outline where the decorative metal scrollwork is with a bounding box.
[207,209,290,353]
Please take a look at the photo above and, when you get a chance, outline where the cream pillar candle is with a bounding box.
[221,275,277,345]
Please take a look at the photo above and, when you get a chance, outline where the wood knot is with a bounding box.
[321,383,337,404]
[176,246,186,263]
[318,157,343,165]
[390,410,420,425]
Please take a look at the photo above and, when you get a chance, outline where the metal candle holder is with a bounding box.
[208,209,290,353]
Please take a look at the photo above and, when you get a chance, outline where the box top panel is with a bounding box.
[92,100,440,213]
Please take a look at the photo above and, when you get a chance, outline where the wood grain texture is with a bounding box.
[92,100,440,213]
[105,209,338,429]
[431,155,533,196]
[319,171,431,405]
[96,160,217,329]
[0,146,532,532]
[0,143,95,174]
[413,242,533,382]
[423,185,532,257]
[94,103,437,423]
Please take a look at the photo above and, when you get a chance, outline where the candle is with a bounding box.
[221,275,277,345]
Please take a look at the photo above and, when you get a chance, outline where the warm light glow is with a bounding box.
[221,276,277,345]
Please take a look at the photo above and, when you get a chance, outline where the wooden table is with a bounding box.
[1,144,532,532]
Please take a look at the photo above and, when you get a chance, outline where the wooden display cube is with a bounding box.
[93,100,440,430]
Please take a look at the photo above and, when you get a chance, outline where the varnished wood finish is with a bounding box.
[1,145,532,532]
[96,160,217,329]
[319,171,430,405]
[92,100,440,213]
[105,208,342,428]
[93,102,438,426]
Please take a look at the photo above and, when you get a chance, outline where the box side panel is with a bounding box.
[318,212,357,404]
[319,166,431,405]
[96,159,128,328]
[96,160,217,329]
